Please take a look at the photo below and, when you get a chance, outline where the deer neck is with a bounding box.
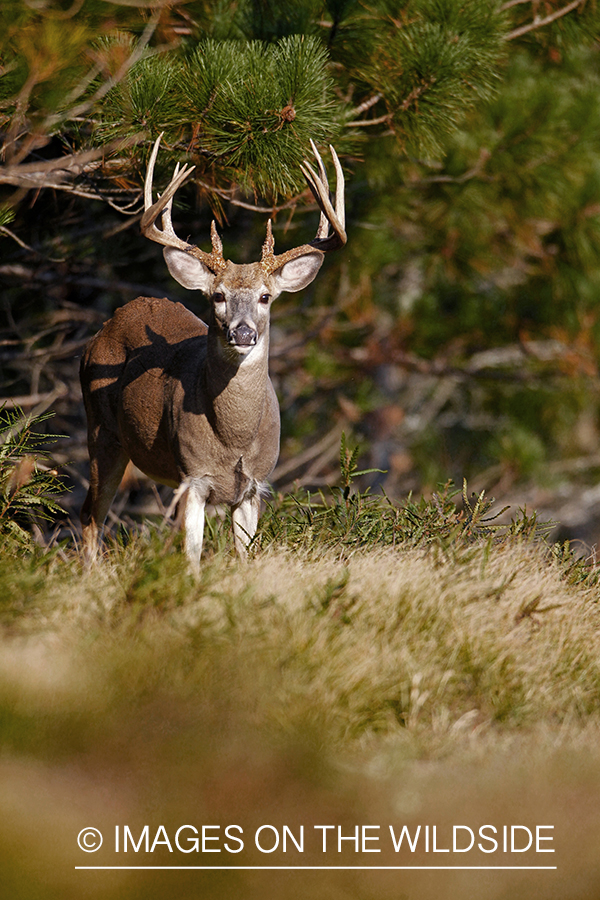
[203,323,271,448]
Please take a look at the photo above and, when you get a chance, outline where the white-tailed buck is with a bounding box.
[80,135,346,570]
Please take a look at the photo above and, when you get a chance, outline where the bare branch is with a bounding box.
[0,226,66,262]
[0,387,69,410]
[504,0,586,40]
[0,147,105,183]
[390,338,596,383]
[195,179,314,214]
[0,226,38,253]
[271,423,342,482]
[347,114,391,127]
[0,137,143,210]
[349,93,383,117]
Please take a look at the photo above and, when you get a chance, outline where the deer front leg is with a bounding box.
[183,477,211,574]
[232,486,260,558]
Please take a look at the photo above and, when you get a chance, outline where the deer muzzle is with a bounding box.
[228,324,257,347]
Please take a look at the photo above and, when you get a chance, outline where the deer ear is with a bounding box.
[271,251,324,293]
[163,247,215,293]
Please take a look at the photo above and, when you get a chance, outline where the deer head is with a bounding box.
[140,134,346,362]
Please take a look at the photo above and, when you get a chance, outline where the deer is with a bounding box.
[80,134,346,571]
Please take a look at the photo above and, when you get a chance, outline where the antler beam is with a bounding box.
[141,134,346,277]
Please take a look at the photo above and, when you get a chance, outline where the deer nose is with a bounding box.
[228,324,257,346]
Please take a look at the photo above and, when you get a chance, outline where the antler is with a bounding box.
[261,140,346,275]
[141,135,345,277]
[141,133,226,274]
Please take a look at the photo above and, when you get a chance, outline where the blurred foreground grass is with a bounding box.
[2,517,600,899]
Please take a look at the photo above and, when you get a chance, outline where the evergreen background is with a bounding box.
[2,0,600,544]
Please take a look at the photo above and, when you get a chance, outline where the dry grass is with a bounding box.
[2,534,600,898]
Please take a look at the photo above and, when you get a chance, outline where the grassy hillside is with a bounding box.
[1,415,599,898]
[2,458,600,899]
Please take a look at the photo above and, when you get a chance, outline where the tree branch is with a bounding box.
[504,0,586,40]
[194,180,314,215]
[0,147,105,187]
[347,113,390,127]
[0,137,145,212]
[42,7,165,132]
[349,94,383,117]
[0,226,66,263]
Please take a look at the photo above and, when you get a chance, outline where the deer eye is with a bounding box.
[213,292,225,304]
[259,293,270,305]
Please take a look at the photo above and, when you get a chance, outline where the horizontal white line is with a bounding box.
[75,865,558,871]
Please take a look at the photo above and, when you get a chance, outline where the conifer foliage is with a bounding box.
[4,0,596,200]
[95,33,341,197]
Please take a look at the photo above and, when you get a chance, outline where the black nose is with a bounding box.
[228,324,257,346]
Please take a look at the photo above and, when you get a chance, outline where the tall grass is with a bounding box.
[2,424,600,898]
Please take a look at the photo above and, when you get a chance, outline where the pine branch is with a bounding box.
[42,8,166,133]
[0,148,105,187]
[346,113,390,127]
[358,3,507,158]
[349,94,382,117]
[505,0,587,40]
[2,10,168,168]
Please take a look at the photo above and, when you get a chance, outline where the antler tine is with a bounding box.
[141,135,196,252]
[308,139,329,240]
[300,145,346,251]
[210,220,224,257]
[143,133,161,213]
[160,160,182,240]
[329,144,346,232]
